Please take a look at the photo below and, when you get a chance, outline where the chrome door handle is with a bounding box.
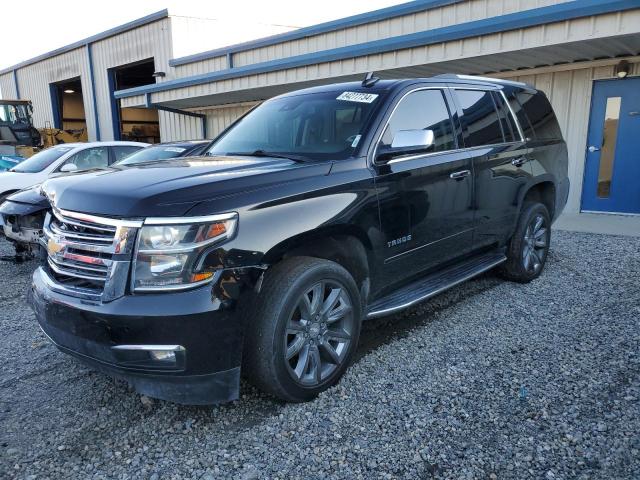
[450,170,471,180]
[588,145,600,153]
[511,156,528,167]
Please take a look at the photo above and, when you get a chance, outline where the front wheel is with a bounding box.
[243,257,362,402]
[499,202,551,283]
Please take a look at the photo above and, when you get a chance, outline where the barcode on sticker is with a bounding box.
[337,92,379,103]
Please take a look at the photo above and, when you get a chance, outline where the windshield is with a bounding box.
[116,145,190,165]
[0,103,31,125]
[206,90,384,161]
[10,146,74,173]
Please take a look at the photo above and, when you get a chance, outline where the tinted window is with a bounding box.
[456,90,504,147]
[380,89,455,153]
[112,146,143,163]
[207,91,383,161]
[116,145,191,165]
[10,146,74,173]
[492,91,519,142]
[518,91,563,140]
[508,92,536,140]
[64,147,109,170]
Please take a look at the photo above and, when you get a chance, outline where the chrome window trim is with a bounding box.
[499,90,525,142]
[387,141,524,165]
[371,84,519,167]
[371,86,451,165]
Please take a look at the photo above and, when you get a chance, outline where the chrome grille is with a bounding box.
[42,208,142,301]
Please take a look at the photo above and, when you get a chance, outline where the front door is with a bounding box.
[582,78,640,214]
[373,87,474,297]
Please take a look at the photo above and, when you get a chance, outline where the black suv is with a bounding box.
[29,75,569,404]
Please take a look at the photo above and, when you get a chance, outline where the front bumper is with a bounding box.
[28,266,247,404]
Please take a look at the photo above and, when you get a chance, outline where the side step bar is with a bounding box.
[366,251,507,319]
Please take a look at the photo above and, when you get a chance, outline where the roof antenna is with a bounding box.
[362,71,380,88]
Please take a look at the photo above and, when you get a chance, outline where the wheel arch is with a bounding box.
[519,177,557,219]
[262,226,373,303]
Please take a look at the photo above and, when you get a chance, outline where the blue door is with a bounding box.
[582,78,640,214]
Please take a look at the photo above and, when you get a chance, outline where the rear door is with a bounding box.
[449,87,533,250]
[372,86,474,293]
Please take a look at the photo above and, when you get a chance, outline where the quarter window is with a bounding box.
[456,90,504,147]
[380,89,455,153]
[515,91,563,140]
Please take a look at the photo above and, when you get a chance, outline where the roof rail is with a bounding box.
[434,74,533,89]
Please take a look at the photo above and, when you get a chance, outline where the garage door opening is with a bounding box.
[109,59,160,143]
[50,78,87,131]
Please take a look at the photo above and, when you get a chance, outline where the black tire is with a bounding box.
[499,202,551,283]
[243,256,362,402]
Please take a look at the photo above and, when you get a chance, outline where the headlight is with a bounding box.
[133,213,237,291]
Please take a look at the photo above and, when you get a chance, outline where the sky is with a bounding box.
[0,0,405,69]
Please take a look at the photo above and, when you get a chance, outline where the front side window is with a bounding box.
[63,147,110,171]
[456,90,504,147]
[10,146,75,173]
[379,89,455,153]
[206,91,384,161]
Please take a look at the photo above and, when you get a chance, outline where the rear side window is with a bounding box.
[509,90,562,141]
[112,145,143,163]
[518,91,563,140]
[380,89,455,153]
[455,90,504,147]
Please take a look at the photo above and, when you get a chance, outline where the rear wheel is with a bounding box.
[243,257,361,402]
[499,202,551,283]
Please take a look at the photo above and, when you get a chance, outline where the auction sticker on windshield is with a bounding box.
[336,92,379,103]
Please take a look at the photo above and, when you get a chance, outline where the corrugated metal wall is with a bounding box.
[199,103,258,139]
[173,0,571,78]
[90,17,173,141]
[0,48,97,138]
[0,73,18,98]
[156,103,257,142]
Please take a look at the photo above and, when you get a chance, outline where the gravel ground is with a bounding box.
[0,231,639,479]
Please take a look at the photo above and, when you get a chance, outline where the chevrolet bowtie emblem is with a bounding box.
[47,238,64,255]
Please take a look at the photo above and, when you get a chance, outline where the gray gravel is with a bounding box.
[1,231,639,479]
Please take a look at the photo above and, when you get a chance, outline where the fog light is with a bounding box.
[150,350,176,362]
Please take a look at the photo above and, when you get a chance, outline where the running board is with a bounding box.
[366,251,507,319]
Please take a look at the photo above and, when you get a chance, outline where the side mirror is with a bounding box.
[59,163,78,173]
[377,129,435,162]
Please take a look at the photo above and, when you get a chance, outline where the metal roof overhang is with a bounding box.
[115,0,640,110]
[122,32,640,111]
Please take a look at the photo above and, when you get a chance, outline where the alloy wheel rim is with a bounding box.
[522,214,548,273]
[284,280,354,387]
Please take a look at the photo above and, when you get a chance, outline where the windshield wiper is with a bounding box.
[223,150,311,163]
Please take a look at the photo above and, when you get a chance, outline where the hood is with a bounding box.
[42,155,330,217]
[5,185,50,207]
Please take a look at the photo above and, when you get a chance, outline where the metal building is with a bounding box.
[1,0,639,215]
